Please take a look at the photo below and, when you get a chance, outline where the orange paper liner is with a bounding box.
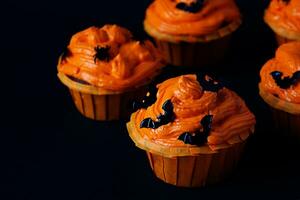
[155,35,230,67]
[58,72,148,121]
[144,19,241,68]
[259,84,300,138]
[127,113,248,187]
[69,88,146,120]
[270,106,300,139]
[146,142,245,187]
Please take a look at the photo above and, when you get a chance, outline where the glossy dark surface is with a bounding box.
[2,0,300,199]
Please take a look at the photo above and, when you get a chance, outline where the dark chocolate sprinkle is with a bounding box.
[178,114,213,146]
[94,45,110,63]
[176,0,205,13]
[270,71,300,89]
[140,99,175,129]
[197,74,224,92]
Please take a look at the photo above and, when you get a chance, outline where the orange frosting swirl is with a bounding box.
[133,75,255,150]
[265,0,300,38]
[260,41,300,103]
[58,25,163,91]
[144,0,241,36]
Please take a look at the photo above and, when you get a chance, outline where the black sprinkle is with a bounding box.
[197,74,224,92]
[176,0,205,13]
[132,84,158,111]
[282,0,290,3]
[140,99,175,129]
[140,118,157,129]
[200,114,213,133]
[162,99,173,113]
[178,115,213,146]
[270,71,300,89]
[178,132,193,145]
[94,45,110,63]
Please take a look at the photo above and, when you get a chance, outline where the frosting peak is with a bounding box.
[133,75,255,150]
[174,75,203,101]
[58,25,163,91]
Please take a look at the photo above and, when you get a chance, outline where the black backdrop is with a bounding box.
[2,0,300,199]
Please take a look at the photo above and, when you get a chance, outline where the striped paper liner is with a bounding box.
[126,113,250,187]
[259,84,300,138]
[144,20,241,68]
[69,89,145,120]
[144,19,241,68]
[146,142,245,187]
[58,72,148,121]
[154,35,230,67]
[270,107,300,139]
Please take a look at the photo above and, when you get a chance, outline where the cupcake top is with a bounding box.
[130,74,255,152]
[260,41,300,104]
[58,25,163,92]
[144,0,241,42]
[264,0,300,40]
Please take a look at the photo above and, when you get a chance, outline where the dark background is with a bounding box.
[1,0,300,199]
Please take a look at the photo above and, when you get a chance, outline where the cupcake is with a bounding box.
[264,0,300,45]
[143,0,242,67]
[259,41,300,138]
[57,25,164,120]
[127,74,255,187]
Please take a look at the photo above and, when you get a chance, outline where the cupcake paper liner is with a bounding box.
[155,36,230,67]
[58,72,147,121]
[127,113,250,187]
[259,84,300,138]
[68,89,145,121]
[144,20,241,68]
[270,107,300,138]
[146,142,245,187]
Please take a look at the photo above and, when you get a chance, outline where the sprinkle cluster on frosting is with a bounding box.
[133,74,256,150]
